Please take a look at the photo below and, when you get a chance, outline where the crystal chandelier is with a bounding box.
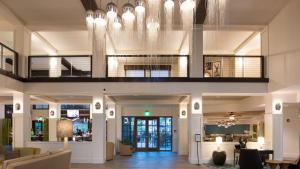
[135,0,145,13]
[94,9,107,27]
[122,3,135,22]
[180,0,196,11]
[113,15,122,30]
[106,2,118,20]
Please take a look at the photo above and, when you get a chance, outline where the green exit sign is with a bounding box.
[144,111,151,116]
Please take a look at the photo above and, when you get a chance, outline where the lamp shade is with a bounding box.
[258,137,265,146]
[216,136,223,145]
[57,119,73,138]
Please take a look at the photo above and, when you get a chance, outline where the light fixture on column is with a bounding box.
[180,0,196,10]
[106,2,118,20]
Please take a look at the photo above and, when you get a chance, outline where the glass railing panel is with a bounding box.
[0,42,18,76]
[107,55,188,78]
[29,56,92,78]
[204,55,263,78]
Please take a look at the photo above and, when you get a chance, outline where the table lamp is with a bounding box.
[257,137,265,150]
[57,119,73,149]
[216,136,223,151]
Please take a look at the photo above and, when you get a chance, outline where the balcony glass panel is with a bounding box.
[29,56,91,78]
[204,56,263,78]
[0,43,17,75]
[107,55,188,78]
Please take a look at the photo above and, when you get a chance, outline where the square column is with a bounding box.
[178,103,188,155]
[115,104,122,152]
[48,103,60,141]
[264,93,298,160]
[106,103,116,155]
[92,95,106,163]
[190,25,203,78]
[188,94,203,164]
[13,92,30,147]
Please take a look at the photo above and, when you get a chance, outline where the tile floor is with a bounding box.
[71,152,210,169]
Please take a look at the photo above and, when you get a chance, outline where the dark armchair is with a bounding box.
[239,149,263,169]
[288,158,300,169]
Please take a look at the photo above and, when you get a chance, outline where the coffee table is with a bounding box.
[266,160,281,169]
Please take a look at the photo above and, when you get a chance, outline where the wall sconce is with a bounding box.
[275,103,282,111]
[109,110,114,116]
[194,102,200,110]
[181,110,186,116]
[49,110,55,117]
[95,102,101,110]
[15,103,21,111]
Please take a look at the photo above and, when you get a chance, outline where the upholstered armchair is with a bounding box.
[239,149,264,169]
[119,142,134,156]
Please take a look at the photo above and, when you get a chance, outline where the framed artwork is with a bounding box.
[213,61,221,77]
[204,62,213,77]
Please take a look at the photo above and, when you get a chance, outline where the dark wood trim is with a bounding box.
[24,77,269,83]
[195,0,207,24]
[80,0,98,11]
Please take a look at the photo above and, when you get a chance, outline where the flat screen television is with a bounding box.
[67,110,79,118]
[73,120,88,134]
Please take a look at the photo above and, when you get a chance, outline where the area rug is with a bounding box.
[205,164,237,169]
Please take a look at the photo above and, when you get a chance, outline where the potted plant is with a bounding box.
[239,137,247,149]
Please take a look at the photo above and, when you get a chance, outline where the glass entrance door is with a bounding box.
[135,117,159,151]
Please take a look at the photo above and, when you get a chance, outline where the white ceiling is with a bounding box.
[1,0,290,28]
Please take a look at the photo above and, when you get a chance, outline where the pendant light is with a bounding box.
[113,15,122,30]
[86,10,95,24]
[164,0,174,9]
[180,0,196,11]
[106,2,118,20]
[122,3,135,22]
[94,9,107,26]
[135,0,145,13]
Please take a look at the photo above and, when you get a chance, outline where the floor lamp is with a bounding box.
[57,119,73,149]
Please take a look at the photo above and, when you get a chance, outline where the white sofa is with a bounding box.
[1,150,71,169]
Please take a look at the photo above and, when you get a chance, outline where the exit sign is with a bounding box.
[144,111,151,116]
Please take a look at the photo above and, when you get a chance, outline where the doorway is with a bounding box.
[135,117,159,151]
[122,116,173,152]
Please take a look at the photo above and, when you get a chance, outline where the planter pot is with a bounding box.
[212,151,227,166]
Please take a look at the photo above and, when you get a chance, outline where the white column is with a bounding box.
[264,93,298,160]
[190,25,203,78]
[0,104,4,119]
[178,103,188,155]
[49,57,62,77]
[188,93,203,164]
[14,26,31,78]
[92,95,106,163]
[48,103,60,141]
[115,104,122,152]
[13,92,30,147]
[106,103,116,155]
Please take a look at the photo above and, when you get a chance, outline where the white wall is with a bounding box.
[267,0,300,92]
[121,104,179,152]
[0,104,4,119]
[283,107,300,158]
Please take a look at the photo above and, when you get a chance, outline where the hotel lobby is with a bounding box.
[0,0,300,169]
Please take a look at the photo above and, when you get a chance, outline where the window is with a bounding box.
[125,70,145,77]
[159,117,172,151]
[122,117,135,145]
[151,70,170,77]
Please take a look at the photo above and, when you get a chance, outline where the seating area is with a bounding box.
[0,146,71,169]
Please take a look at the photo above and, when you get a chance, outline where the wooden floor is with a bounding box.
[71,152,209,169]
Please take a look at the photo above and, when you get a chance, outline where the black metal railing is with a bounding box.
[0,42,18,76]
[106,55,189,78]
[28,55,92,78]
[203,55,264,78]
